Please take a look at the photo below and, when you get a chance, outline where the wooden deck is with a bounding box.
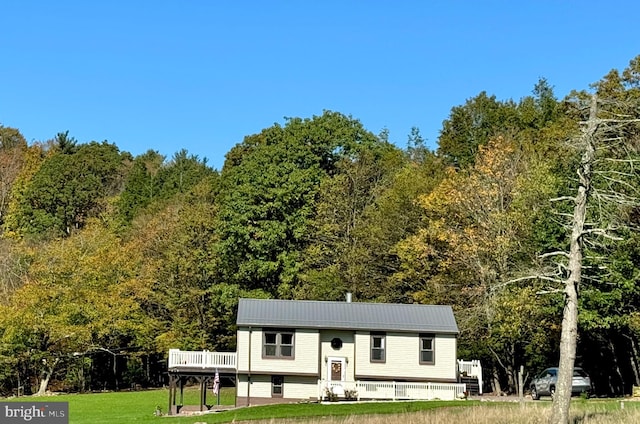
[167,349,237,416]
[458,359,483,395]
[168,349,237,373]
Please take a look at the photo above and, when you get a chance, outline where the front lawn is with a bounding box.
[4,388,640,424]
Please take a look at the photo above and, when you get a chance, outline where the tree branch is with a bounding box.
[550,196,575,202]
[581,228,624,241]
[539,251,570,259]
[536,288,563,295]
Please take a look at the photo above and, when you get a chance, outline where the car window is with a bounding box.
[573,369,588,377]
[549,369,557,376]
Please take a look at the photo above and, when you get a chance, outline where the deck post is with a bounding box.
[167,375,172,416]
[179,377,184,408]
[168,373,178,415]
[199,376,205,412]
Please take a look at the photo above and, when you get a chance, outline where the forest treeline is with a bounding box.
[1,57,639,397]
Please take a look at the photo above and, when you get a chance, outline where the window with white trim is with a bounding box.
[271,375,283,397]
[263,330,294,359]
[419,333,435,365]
[370,332,386,363]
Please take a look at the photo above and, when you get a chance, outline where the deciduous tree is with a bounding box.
[216,111,379,296]
[11,141,126,236]
[0,223,157,395]
[398,135,562,393]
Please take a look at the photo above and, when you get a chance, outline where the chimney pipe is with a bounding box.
[346,292,352,303]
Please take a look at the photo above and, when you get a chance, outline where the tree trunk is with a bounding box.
[608,340,625,395]
[35,357,60,396]
[549,95,597,424]
[626,334,640,387]
[492,368,503,395]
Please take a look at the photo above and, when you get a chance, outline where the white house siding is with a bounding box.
[236,328,250,371]
[320,330,355,381]
[282,375,320,399]
[354,332,457,381]
[236,374,318,404]
[236,327,320,375]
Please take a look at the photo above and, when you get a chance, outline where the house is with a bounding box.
[235,297,462,405]
[167,297,480,413]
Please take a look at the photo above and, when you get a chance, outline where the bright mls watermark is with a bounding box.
[0,402,68,423]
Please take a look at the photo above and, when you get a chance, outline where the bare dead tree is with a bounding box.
[547,93,640,424]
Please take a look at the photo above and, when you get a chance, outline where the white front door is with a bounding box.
[327,357,346,396]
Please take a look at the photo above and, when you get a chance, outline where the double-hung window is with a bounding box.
[370,332,386,363]
[419,333,435,365]
[263,330,294,359]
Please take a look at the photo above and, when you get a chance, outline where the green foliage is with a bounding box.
[437,81,565,170]
[0,127,29,229]
[0,125,28,150]
[116,150,165,224]
[216,111,381,296]
[10,141,126,237]
[396,135,572,391]
[0,56,639,399]
[116,149,215,226]
[297,144,430,302]
[0,222,159,394]
[296,147,403,300]
[53,130,77,154]
[437,91,520,168]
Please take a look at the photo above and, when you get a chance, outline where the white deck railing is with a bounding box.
[168,349,237,370]
[458,359,483,394]
[318,380,467,401]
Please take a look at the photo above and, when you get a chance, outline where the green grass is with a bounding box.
[4,389,640,424]
[5,387,233,424]
[2,388,476,424]
[204,399,477,423]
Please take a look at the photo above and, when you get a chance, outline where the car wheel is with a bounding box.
[531,386,539,400]
[550,386,555,400]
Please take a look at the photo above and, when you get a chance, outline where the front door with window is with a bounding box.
[331,360,342,381]
[327,357,346,396]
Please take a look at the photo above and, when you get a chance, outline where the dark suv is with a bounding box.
[530,367,592,400]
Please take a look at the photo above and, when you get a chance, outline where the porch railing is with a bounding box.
[318,379,467,401]
[457,359,483,394]
[168,349,237,370]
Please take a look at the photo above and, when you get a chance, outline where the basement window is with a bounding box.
[271,375,284,397]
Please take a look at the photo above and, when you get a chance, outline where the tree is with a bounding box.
[2,143,49,238]
[215,111,381,296]
[548,87,640,423]
[437,91,520,168]
[407,126,428,163]
[158,149,214,197]
[0,126,28,228]
[0,223,158,394]
[115,149,214,226]
[53,131,77,154]
[295,144,405,301]
[116,150,165,224]
[125,179,265,353]
[0,238,30,300]
[397,135,562,393]
[11,141,125,236]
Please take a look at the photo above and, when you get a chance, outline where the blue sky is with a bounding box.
[2,1,639,170]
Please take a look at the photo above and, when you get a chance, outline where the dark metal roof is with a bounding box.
[237,298,459,334]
